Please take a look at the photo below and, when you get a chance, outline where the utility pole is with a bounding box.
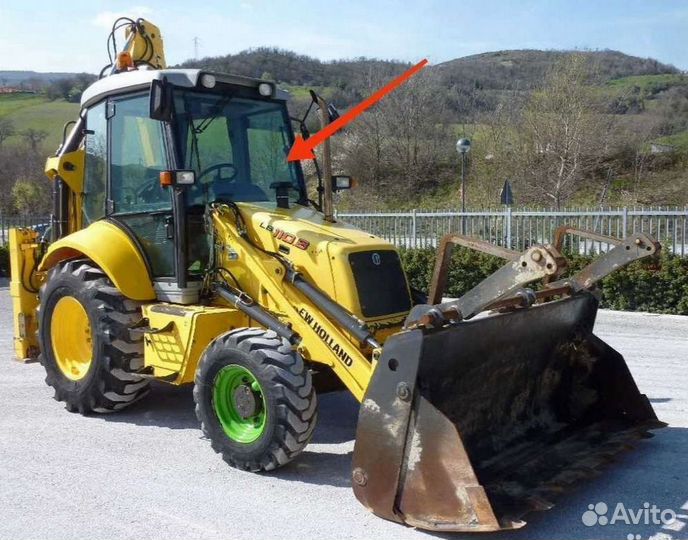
[193,37,201,60]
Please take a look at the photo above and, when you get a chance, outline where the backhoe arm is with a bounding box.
[112,18,166,73]
[406,230,659,329]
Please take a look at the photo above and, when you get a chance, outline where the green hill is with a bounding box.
[0,93,79,151]
[0,70,78,86]
[178,48,680,115]
[1,47,686,211]
[2,49,679,150]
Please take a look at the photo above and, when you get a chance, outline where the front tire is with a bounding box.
[37,260,150,413]
[194,328,317,471]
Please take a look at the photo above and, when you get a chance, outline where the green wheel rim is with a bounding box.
[213,365,267,443]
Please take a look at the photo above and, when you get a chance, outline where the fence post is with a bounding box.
[411,209,417,249]
[622,206,628,237]
[505,206,512,249]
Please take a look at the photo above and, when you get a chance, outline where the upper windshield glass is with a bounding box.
[173,90,305,206]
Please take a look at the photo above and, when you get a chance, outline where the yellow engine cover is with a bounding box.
[141,303,247,384]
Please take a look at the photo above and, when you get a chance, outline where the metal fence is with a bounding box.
[3,208,688,256]
[337,207,688,256]
[0,215,48,245]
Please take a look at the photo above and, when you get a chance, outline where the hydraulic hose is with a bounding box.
[215,284,299,345]
[286,269,381,349]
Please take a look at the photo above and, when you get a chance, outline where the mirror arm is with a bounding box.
[291,102,324,212]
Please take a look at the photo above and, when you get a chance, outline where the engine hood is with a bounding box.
[221,202,411,324]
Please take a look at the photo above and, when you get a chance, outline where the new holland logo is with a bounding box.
[371,252,381,265]
[298,308,354,367]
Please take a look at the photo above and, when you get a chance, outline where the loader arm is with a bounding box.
[210,206,376,401]
[409,231,661,328]
[475,230,660,314]
[427,234,522,304]
[407,242,565,328]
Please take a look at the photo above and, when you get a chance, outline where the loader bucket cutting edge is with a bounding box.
[351,292,665,532]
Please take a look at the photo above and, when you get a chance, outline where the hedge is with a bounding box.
[1,242,685,314]
[400,247,688,315]
[0,245,8,278]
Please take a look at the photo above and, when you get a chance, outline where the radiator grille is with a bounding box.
[348,250,411,318]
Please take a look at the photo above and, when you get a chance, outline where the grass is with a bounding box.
[281,85,337,100]
[0,93,46,115]
[604,74,688,95]
[653,130,688,152]
[0,94,79,152]
[447,122,487,138]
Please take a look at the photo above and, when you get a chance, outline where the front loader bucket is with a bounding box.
[352,292,664,532]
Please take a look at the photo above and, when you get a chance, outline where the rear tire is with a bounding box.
[37,260,150,413]
[194,328,317,472]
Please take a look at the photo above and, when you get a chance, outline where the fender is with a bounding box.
[38,220,155,301]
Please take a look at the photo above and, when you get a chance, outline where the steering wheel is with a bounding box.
[135,176,165,204]
[197,162,237,184]
[113,178,162,207]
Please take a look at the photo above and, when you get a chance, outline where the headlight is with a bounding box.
[201,74,216,88]
[258,82,273,97]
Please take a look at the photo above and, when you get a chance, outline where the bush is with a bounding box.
[599,251,688,314]
[399,247,688,315]
[0,245,9,278]
[400,247,503,298]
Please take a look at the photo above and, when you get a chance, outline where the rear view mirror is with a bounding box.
[309,89,341,125]
[150,78,173,121]
[331,175,355,192]
[327,103,340,123]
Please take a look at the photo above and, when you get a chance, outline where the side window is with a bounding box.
[110,94,169,214]
[83,102,107,224]
[247,108,298,200]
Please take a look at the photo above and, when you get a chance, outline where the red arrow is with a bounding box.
[287,58,429,162]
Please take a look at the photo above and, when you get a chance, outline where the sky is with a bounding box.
[1,0,687,73]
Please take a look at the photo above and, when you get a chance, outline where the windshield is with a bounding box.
[173,90,306,206]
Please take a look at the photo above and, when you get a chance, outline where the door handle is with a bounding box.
[164,216,174,240]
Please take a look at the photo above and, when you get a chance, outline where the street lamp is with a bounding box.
[456,138,471,233]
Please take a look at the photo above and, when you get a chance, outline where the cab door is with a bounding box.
[107,93,177,281]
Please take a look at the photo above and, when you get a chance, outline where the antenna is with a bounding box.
[193,36,201,60]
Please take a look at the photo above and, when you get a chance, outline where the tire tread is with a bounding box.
[38,259,149,414]
[194,328,317,472]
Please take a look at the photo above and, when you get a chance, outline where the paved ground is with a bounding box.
[0,283,686,540]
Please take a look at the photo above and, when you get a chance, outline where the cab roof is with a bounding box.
[80,69,289,109]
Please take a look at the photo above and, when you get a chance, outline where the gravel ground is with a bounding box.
[0,283,686,540]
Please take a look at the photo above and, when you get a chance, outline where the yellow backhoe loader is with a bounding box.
[8,18,665,532]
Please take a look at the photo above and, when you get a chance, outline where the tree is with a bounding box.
[338,70,454,209]
[22,129,49,152]
[519,55,614,208]
[471,91,528,206]
[0,118,15,147]
[12,178,44,216]
[43,73,96,102]
[0,142,50,215]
